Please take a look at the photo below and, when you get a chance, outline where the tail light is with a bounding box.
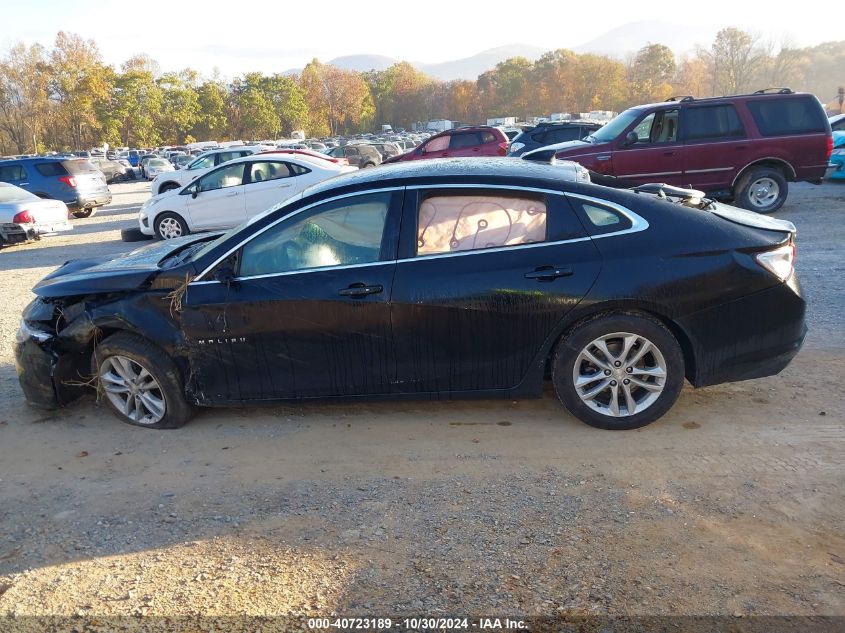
[754,242,795,281]
[13,210,33,224]
[826,135,834,160]
[58,175,77,188]
[497,142,508,156]
[337,158,349,166]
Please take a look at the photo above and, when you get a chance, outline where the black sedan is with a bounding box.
[14,159,806,430]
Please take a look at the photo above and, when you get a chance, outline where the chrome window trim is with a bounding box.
[191,183,649,285]
[565,192,650,237]
[193,186,404,281]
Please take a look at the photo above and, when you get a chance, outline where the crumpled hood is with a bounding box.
[34,234,205,298]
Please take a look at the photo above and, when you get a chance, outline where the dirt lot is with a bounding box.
[0,178,843,622]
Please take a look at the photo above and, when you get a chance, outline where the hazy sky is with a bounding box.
[3,0,836,77]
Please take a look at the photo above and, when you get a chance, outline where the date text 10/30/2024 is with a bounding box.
[307,618,527,630]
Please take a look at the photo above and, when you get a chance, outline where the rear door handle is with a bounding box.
[735,145,749,150]
[524,266,573,281]
[596,154,611,161]
[338,283,384,297]
[663,151,676,156]
[225,191,240,197]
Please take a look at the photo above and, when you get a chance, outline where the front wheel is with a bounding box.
[94,333,194,429]
[735,168,788,214]
[154,212,189,240]
[552,312,685,430]
[71,208,94,219]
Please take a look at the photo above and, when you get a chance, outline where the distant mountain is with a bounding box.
[328,54,398,73]
[283,24,721,80]
[418,44,547,81]
[573,20,718,57]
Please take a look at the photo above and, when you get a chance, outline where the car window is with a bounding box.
[685,105,745,141]
[831,116,845,131]
[189,155,216,170]
[631,109,679,145]
[549,127,583,143]
[424,136,450,153]
[196,163,246,192]
[239,192,391,277]
[747,97,827,136]
[216,151,240,164]
[0,164,26,181]
[480,131,497,143]
[248,161,293,183]
[416,194,547,255]
[449,133,482,149]
[63,159,99,174]
[569,198,633,236]
[289,163,311,175]
[345,147,359,157]
[34,162,67,177]
[0,185,35,202]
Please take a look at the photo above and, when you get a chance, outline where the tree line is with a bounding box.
[1,28,843,154]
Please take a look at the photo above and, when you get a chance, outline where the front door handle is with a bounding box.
[525,266,573,281]
[225,191,240,197]
[338,283,384,297]
[663,151,676,156]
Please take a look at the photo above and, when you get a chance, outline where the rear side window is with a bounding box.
[685,105,745,141]
[449,133,482,149]
[35,162,68,177]
[416,193,547,255]
[480,131,497,143]
[746,97,826,136]
[63,159,98,174]
[0,164,26,181]
[569,198,633,236]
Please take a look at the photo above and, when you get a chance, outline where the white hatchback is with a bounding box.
[138,153,357,240]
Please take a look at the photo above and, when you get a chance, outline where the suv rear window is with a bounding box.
[449,133,481,149]
[62,159,98,174]
[34,162,67,176]
[685,105,745,141]
[746,97,826,136]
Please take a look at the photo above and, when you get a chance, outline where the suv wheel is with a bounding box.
[735,167,788,214]
[72,208,94,219]
[552,313,685,430]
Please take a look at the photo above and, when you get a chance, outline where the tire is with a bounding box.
[552,312,685,430]
[72,207,94,218]
[121,227,152,242]
[154,212,189,240]
[158,181,180,194]
[94,332,194,429]
[734,167,788,214]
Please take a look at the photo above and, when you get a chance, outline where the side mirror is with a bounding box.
[191,189,199,199]
[624,131,639,146]
[213,265,236,286]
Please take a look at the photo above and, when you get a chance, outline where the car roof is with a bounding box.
[301,157,583,198]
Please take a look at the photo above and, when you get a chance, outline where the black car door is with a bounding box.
[390,186,602,394]
[181,189,403,402]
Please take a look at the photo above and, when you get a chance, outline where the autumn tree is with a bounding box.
[628,43,676,102]
[157,70,201,144]
[301,60,373,135]
[0,43,50,153]
[705,27,765,95]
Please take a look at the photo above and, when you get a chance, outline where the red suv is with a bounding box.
[523,89,832,213]
[385,126,509,163]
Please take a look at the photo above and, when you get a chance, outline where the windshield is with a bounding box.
[63,159,99,174]
[587,108,643,143]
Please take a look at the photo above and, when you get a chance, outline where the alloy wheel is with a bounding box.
[158,217,183,239]
[99,355,166,425]
[747,177,780,209]
[572,331,667,417]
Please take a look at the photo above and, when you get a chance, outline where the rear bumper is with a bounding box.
[68,192,112,210]
[678,274,806,388]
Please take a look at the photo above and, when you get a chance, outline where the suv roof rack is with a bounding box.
[666,95,695,102]
[752,87,794,95]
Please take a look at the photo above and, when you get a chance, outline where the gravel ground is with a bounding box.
[0,177,843,623]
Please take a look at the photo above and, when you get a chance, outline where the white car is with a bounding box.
[144,158,175,180]
[0,183,71,246]
[138,153,357,240]
[150,146,270,195]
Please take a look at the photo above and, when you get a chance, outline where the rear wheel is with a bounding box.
[72,208,94,218]
[154,212,189,240]
[94,333,194,429]
[552,312,685,430]
[735,167,788,214]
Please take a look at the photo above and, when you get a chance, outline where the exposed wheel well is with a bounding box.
[548,306,697,383]
[732,160,796,189]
